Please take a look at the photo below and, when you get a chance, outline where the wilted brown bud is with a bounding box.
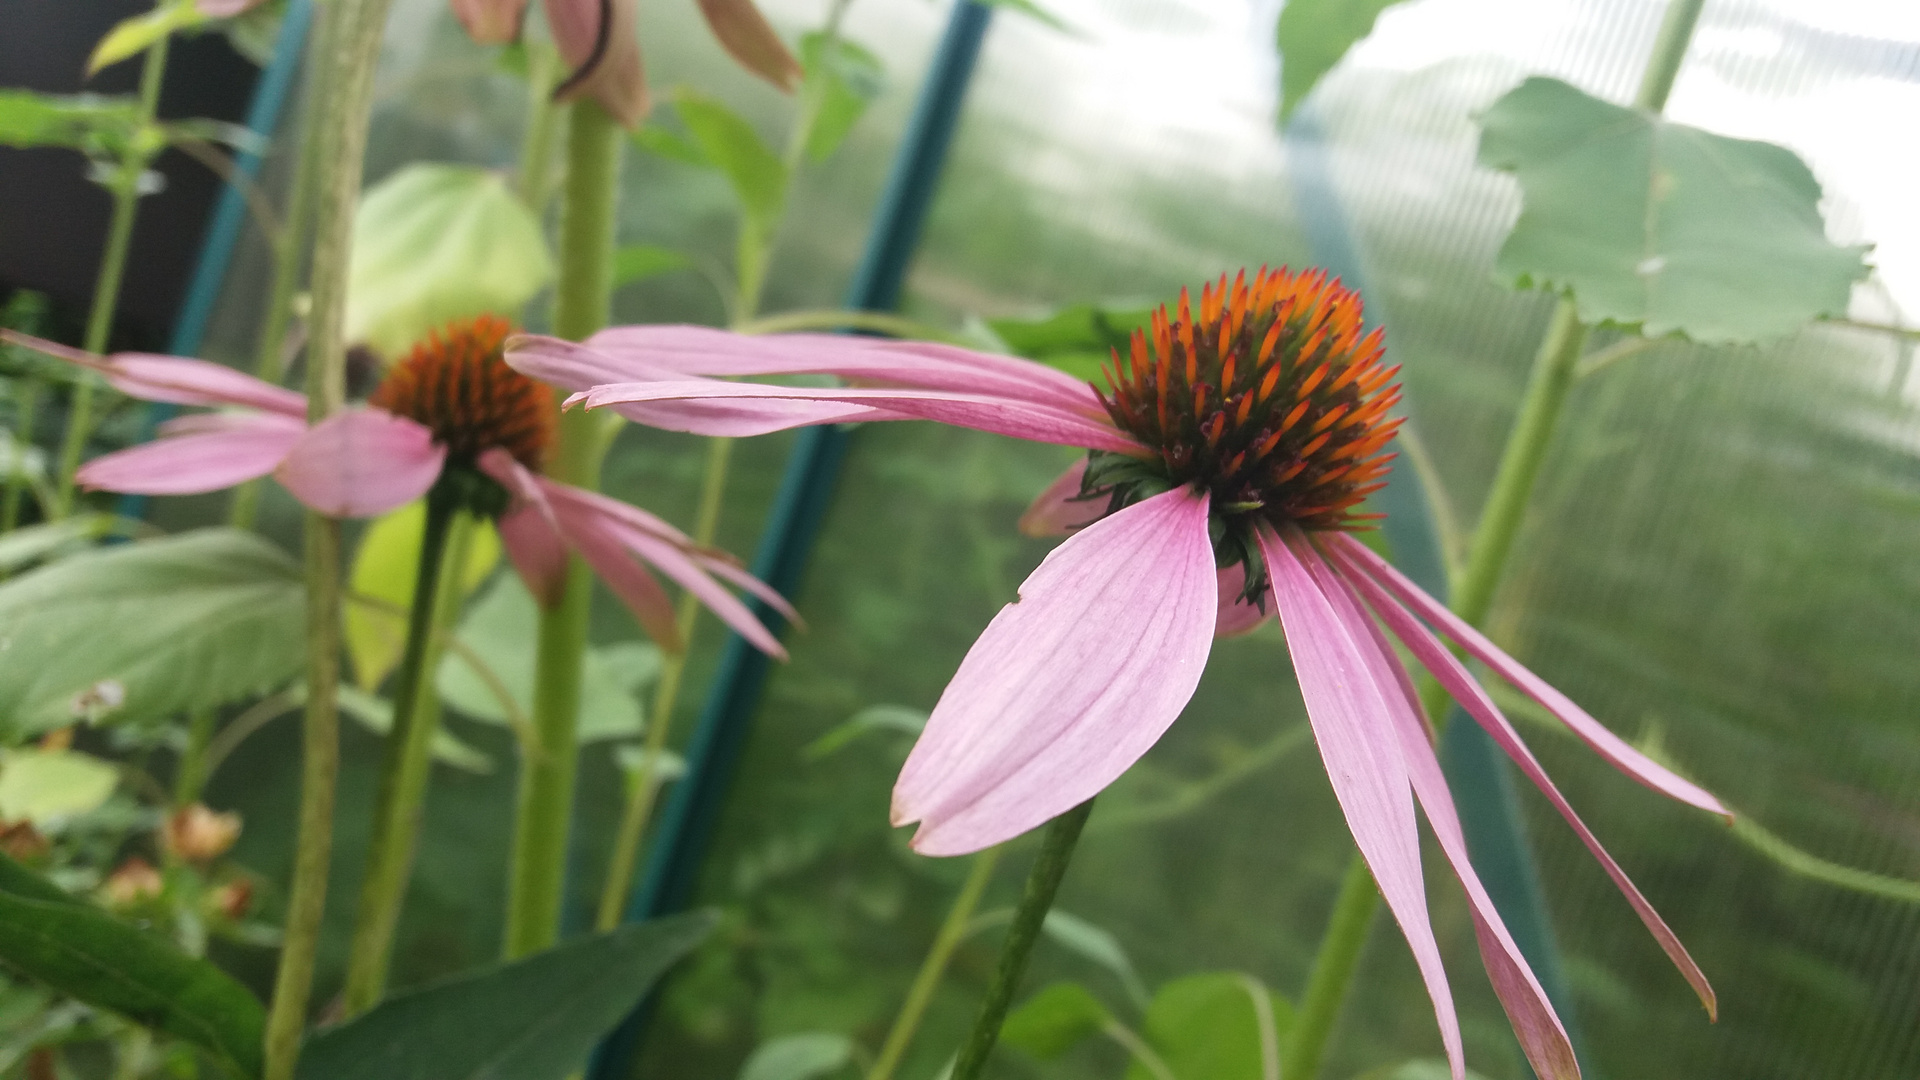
[0,820,48,862]
[207,879,255,921]
[163,804,242,865]
[101,857,164,908]
[36,727,74,753]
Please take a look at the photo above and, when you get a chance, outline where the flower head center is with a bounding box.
[370,314,555,472]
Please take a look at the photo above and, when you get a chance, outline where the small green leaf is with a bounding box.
[987,303,1154,383]
[89,0,207,74]
[344,501,500,690]
[798,33,884,164]
[1125,973,1293,1080]
[1042,911,1150,1009]
[219,0,288,66]
[631,125,710,168]
[737,1032,855,1080]
[0,853,265,1077]
[673,89,787,237]
[345,164,554,359]
[0,750,119,825]
[801,704,927,760]
[294,911,717,1080]
[332,686,493,774]
[1000,981,1111,1060]
[1478,76,1871,343]
[0,91,140,154]
[0,530,305,737]
[1275,0,1406,123]
[613,244,693,288]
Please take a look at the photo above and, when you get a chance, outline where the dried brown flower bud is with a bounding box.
[163,804,242,865]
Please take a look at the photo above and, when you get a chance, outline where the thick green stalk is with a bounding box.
[343,493,472,1014]
[504,100,623,959]
[263,0,392,1070]
[516,44,563,211]
[867,847,1003,1080]
[54,32,170,517]
[951,801,1093,1080]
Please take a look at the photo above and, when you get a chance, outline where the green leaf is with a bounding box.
[613,244,693,288]
[294,911,717,1080]
[1477,76,1871,343]
[0,853,266,1077]
[220,0,288,66]
[801,704,926,760]
[1000,981,1111,1060]
[345,164,554,359]
[0,513,119,575]
[344,501,500,690]
[631,125,710,168]
[737,1032,855,1080]
[1275,0,1406,123]
[436,574,662,742]
[673,89,787,237]
[89,0,207,74]
[0,750,119,825]
[987,303,1154,383]
[1124,973,1293,1080]
[333,686,493,774]
[0,530,304,737]
[798,33,884,164]
[1042,911,1150,1009]
[0,90,140,154]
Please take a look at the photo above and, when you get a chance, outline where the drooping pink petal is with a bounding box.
[478,449,570,607]
[1214,562,1271,639]
[692,553,801,625]
[546,0,648,127]
[106,354,308,417]
[551,499,682,651]
[1303,546,1579,1080]
[1328,533,1729,819]
[574,380,1141,453]
[694,0,802,90]
[273,408,444,518]
[1326,539,1718,1018]
[196,0,269,16]
[451,0,529,43]
[893,486,1217,856]
[76,412,304,495]
[1260,524,1464,1080]
[1018,459,1103,538]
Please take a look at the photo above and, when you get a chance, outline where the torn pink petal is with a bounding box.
[1327,539,1717,1019]
[1329,534,1729,819]
[1018,459,1102,538]
[451,0,529,43]
[1261,524,1464,1080]
[894,486,1217,856]
[106,354,308,417]
[77,412,302,495]
[1214,562,1270,639]
[273,408,444,518]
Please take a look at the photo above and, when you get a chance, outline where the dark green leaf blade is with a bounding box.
[1276,0,1407,123]
[0,529,305,736]
[1000,981,1110,1060]
[0,853,266,1077]
[296,911,718,1080]
[1478,76,1871,343]
[1125,972,1292,1080]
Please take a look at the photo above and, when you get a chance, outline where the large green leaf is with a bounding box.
[0,750,118,825]
[1000,981,1111,1060]
[0,853,266,1077]
[0,530,304,736]
[673,89,787,240]
[1124,972,1292,1080]
[1276,0,1407,122]
[0,91,141,155]
[797,33,884,164]
[345,164,554,358]
[1477,76,1870,343]
[295,911,717,1080]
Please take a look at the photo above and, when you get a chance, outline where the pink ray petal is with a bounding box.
[1018,459,1103,538]
[273,408,444,518]
[1326,539,1718,1018]
[893,486,1217,856]
[576,380,1140,453]
[1261,524,1464,1080]
[76,412,303,495]
[451,0,529,43]
[551,501,682,652]
[1214,562,1270,639]
[107,354,308,417]
[1304,548,1580,1080]
[693,554,801,625]
[1328,534,1729,819]
[478,450,570,606]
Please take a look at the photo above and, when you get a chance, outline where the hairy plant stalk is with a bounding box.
[866,847,1003,1080]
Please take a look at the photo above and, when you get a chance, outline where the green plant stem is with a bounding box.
[1276,856,1380,1080]
[262,0,391,1069]
[342,492,472,1014]
[172,706,218,807]
[951,800,1094,1080]
[504,99,623,960]
[516,44,562,211]
[54,32,170,518]
[866,847,1003,1080]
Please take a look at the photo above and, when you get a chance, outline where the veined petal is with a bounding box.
[1327,538,1718,1018]
[108,354,308,416]
[1304,547,1579,1080]
[692,553,801,625]
[894,486,1217,856]
[695,0,802,90]
[550,497,681,651]
[478,449,569,607]
[577,380,1140,453]
[1214,562,1270,639]
[76,412,302,495]
[546,0,648,127]
[1261,524,1464,1080]
[1328,534,1729,818]
[273,408,444,518]
[1018,459,1102,538]
[451,0,529,43]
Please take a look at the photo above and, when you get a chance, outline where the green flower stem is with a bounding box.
[866,846,1004,1080]
[53,31,170,518]
[263,0,392,1070]
[516,43,563,211]
[504,99,623,959]
[951,800,1094,1080]
[342,490,473,1015]
[172,706,218,807]
[1279,4,1703,1074]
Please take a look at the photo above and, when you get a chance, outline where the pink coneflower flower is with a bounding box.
[508,268,1727,1080]
[12,316,788,656]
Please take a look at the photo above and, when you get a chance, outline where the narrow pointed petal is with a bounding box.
[273,408,444,518]
[695,554,801,625]
[1327,540,1718,1018]
[451,0,529,43]
[547,0,649,127]
[1213,562,1270,639]
[577,380,1140,453]
[107,354,308,416]
[197,0,269,16]
[1018,459,1101,537]
[695,0,802,90]
[76,412,302,495]
[1329,534,1729,819]
[1304,549,1579,1080]
[894,486,1217,856]
[553,501,682,651]
[1261,524,1464,1080]
[477,450,570,607]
